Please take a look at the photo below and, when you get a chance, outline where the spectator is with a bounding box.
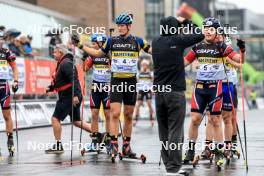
[46,29,63,58]
[8,37,21,56]
[19,35,33,57]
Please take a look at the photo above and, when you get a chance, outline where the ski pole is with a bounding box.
[70,44,76,165]
[14,92,18,156]
[239,52,249,172]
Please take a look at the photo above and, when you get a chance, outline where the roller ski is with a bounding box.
[192,146,214,167]
[183,149,195,165]
[118,141,146,163]
[45,142,64,154]
[81,132,105,156]
[110,140,119,163]
[7,134,15,157]
[215,149,224,172]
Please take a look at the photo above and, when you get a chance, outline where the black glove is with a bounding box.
[82,52,90,61]
[71,34,82,49]
[12,81,19,93]
[46,85,54,93]
[237,39,245,52]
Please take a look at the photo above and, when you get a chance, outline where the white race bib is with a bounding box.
[111,58,138,73]
[0,60,10,80]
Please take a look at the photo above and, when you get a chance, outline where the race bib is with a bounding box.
[111,51,139,73]
[0,60,10,80]
[111,58,138,73]
[93,65,111,83]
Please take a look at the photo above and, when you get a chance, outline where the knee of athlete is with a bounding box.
[124,111,133,120]
[191,115,201,127]
[91,112,99,121]
[222,112,232,124]
[112,110,120,119]
[211,116,221,127]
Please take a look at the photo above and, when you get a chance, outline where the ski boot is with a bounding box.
[119,141,146,163]
[183,149,195,164]
[201,146,214,163]
[45,141,64,154]
[110,140,119,163]
[224,149,232,165]
[215,149,224,172]
[230,139,240,159]
[7,134,15,156]
[104,133,112,155]
[81,132,105,155]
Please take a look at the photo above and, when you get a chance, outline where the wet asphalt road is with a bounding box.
[0,109,263,176]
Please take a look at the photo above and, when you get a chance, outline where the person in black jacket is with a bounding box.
[45,44,91,154]
[152,16,204,175]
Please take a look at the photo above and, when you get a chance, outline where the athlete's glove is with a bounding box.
[46,84,54,93]
[12,80,19,93]
[71,34,83,49]
[82,52,89,61]
[237,39,246,53]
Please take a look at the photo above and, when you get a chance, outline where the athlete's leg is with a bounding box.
[104,109,110,133]
[205,112,214,141]
[110,103,122,137]
[222,110,233,142]
[146,99,154,120]
[134,100,143,121]
[91,109,100,132]
[2,109,13,134]
[52,117,62,141]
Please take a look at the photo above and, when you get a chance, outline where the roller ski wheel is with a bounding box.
[183,150,195,164]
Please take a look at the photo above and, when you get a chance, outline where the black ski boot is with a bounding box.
[183,149,195,164]
[45,141,64,154]
[104,133,112,155]
[87,132,105,153]
[122,141,136,158]
[7,133,15,156]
